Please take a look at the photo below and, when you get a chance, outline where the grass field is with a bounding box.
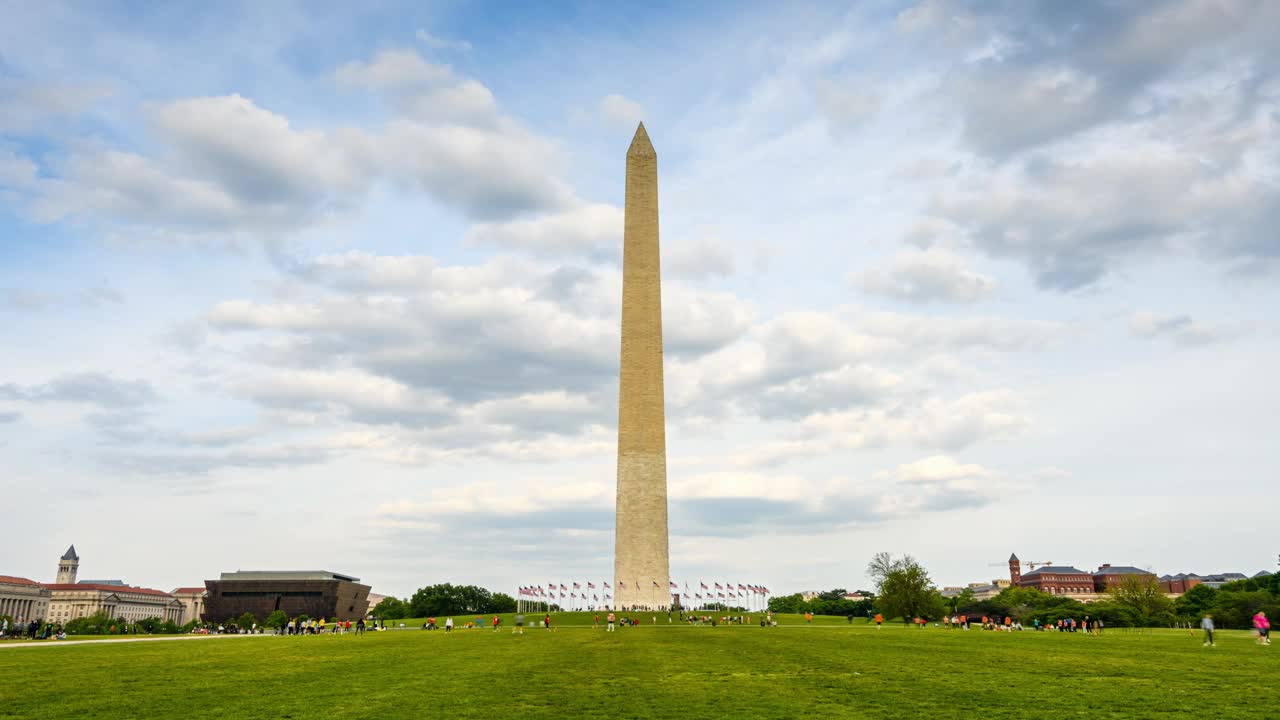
[1,614,1272,719]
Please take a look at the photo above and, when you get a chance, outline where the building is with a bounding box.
[56,545,79,584]
[42,546,183,624]
[613,122,671,610]
[1159,572,1254,592]
[171,587,208,624]
[1016,565,1098,597]
[0,575,52,624]
[46,583,184,624]
[1091,564,1158,590]
[201,571,371,623]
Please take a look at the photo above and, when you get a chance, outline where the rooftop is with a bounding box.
[1020,566,1089,577]
[61,544,78,561]
[216,570,361,583]
[1093,565,1154,576]
[171,587,208,595]
[45,583,173,597]
[0,575,44,587]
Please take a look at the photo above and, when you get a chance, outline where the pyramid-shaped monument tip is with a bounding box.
[627,121,655,157]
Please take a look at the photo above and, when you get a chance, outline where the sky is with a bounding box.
[1,0,1278,600]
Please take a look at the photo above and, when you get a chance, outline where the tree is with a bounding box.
[868,553,942,623]
[372,596,408,620]
[237,612,258,630]
[1108,575,1174,626]
[1174,583,1218,620]
[946,588,977,614]
[489,593,517,613]
[263,610,289,629]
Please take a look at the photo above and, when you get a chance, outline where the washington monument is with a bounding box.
[613,122,671,610]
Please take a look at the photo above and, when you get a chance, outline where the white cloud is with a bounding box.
[1129,311,1236,347]
[599,94,646,130]
[853,248,996,303]
[665,236,736,278]
[415,29,472,52]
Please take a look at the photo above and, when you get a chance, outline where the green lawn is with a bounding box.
[1,619,1272,719]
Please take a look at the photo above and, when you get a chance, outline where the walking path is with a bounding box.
[0,633,270,650]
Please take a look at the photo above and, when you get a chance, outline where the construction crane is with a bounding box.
[988,560,1057,571]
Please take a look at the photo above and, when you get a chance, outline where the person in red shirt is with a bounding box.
[492,616,500,633]
[874,613,883,629]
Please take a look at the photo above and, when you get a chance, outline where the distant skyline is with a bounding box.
[2,1,1278,599]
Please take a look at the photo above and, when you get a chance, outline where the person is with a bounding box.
[805,612,813,625]
[544,613,552,632]
[607,611,616,632]
[445,617,454,633]
[1201,613,1215,647]
[874,613,883,629]
[514,613,524,635]
[356,618,365,635]
[1254,611,1270,645]
[593,613,600,630]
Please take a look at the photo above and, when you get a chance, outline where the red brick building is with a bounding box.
[1015,565,1097,596]
[1091,564,1157,590]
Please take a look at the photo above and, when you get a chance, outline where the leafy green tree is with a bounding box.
[868,553,942,623]
[371,596,408,619]
[1174,583,1219,620]
[946,588,977,614]
[1107,575,1175,626]
[237,612,258,630]
[489,593,517,613]
[263,610,289,629]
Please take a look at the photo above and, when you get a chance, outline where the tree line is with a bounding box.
[772,552,1279,630]
[371,583,517,619]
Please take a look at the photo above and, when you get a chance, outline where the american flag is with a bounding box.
[670,581,677,589]
[588,582,596,589]
[560,584,568,591]
[700,581,708,590]
[604,582,611,589]
[715,583,723,590]
[619,581,626,589]
[573,583,581,589]
[653,579,660,588]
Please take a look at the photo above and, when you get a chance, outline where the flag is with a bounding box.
[593,595,598,601]
[574,583,581,589]
[700,581,708,590]
[560,584,568,591]
[670,581,677,589]
[715,583,723,590]
[588,582,596,589]
[619,581,626,589]
[604,582,611,589]
[653,579,659,588]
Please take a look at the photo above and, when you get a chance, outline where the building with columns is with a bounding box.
[0,575,51,624]
[45,583,184,624]
[171,587,207,624]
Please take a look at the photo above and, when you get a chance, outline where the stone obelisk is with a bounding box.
[613,122,670,611]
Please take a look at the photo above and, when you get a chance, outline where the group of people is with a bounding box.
[1200,611,1270,647]
[282,618,367,635]
[1,619,63,640]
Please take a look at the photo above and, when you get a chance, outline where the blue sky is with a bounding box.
[2,0,1278,599]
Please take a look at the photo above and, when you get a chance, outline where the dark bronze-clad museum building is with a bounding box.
[202,571,371,622]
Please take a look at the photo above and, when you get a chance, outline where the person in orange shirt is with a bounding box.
[607,611,616,632]
[874,613,883,629]
[805,612,813,625]
[1004,616,1012,631]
